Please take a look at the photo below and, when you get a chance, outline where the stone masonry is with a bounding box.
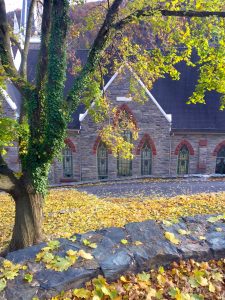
[0,213,224,299]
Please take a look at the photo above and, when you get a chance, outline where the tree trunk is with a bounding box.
[9,181,44,252]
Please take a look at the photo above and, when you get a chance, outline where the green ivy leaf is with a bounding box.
[0,279,6,292]
[24,273,33,283]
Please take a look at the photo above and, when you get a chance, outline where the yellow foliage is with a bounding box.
[54,259,225,300]
[0,190,225,251]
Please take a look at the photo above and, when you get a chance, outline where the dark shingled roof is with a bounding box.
[152,61,225,132]
[25,48,225,131]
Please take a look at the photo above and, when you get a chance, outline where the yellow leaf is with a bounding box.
[66,249,77,257]
[134,241,143,246]
[146,288,156,299]
[120,275,129,283]
[157,274,166,286]
[215,227,222,232]
[164,232,180,245]
[73,288,91,299]
[120,239,128,245]
[178,229,191,235]
[209,282,215,293]
[197,276,208,287]
[78,250,93,260]
[2,260,12,268]
[89,243,97,249]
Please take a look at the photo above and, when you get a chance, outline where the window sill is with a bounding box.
[60,178,75,183]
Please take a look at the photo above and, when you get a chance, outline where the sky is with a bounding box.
[5,0,23,12]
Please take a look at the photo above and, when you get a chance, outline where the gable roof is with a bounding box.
[79,64,172,124]
[7,48,225,132]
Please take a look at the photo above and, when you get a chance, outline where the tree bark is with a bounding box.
[8,180,44,252]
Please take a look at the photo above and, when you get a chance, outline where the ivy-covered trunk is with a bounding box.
[9,178,44,252]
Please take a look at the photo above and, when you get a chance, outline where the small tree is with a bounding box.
[0,0,225,252]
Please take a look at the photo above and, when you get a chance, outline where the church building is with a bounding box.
[2,1,225,183]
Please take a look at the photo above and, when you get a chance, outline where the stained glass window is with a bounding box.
[215,146,225,174]
[141,143,152,175]
[117,130,132,177]
[63,147,73,178]
[177,145,189,175]
[97,142,108,179]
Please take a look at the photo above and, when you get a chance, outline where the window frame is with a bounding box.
[177,145,189,175]
[215,146,225,174]
[97,142,108,180]
[141,142,152,176]
[62,147,73,178]
[117,129,132,177]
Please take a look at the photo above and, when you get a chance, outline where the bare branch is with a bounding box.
[114,8,225,31]
[20,0,37,78]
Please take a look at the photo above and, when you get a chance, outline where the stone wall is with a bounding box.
[79,68,172,181]
[1,213,225,299]
[170,133,225,175]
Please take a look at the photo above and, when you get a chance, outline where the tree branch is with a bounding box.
[36,0,52,90]
[20,0,37,78]
[0,0,18,75]
[161,9,225,18]
[10,36,23,55]
[0,0,35,96]
[67,0,123,109]
[114,8,225,31]
[0,154,19,194]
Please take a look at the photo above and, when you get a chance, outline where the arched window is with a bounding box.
[117,130,132,177]
[97,142,108,179]
[215,146,225,174]
[141,143,152,175]
[177,145,189,175]
[63,147,73,178]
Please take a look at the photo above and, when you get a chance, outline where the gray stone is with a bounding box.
[178,240,212,260]
[125,220,165,243]
[97,227,128,244]
[0,292,7,300]
[183,214,210,223]
[95,248,135,281]
[80,231,104,245]
[206,232,225,258]
[125,220,181,269]
[35,261,100,299]
[4,277,39,300]
[56,238,82,256]
[6,243,46,264]
[127,242,180,272]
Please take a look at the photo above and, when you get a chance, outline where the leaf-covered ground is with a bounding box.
[54,259,225,300]
[0,190,225,251]
[0,190,225,299]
